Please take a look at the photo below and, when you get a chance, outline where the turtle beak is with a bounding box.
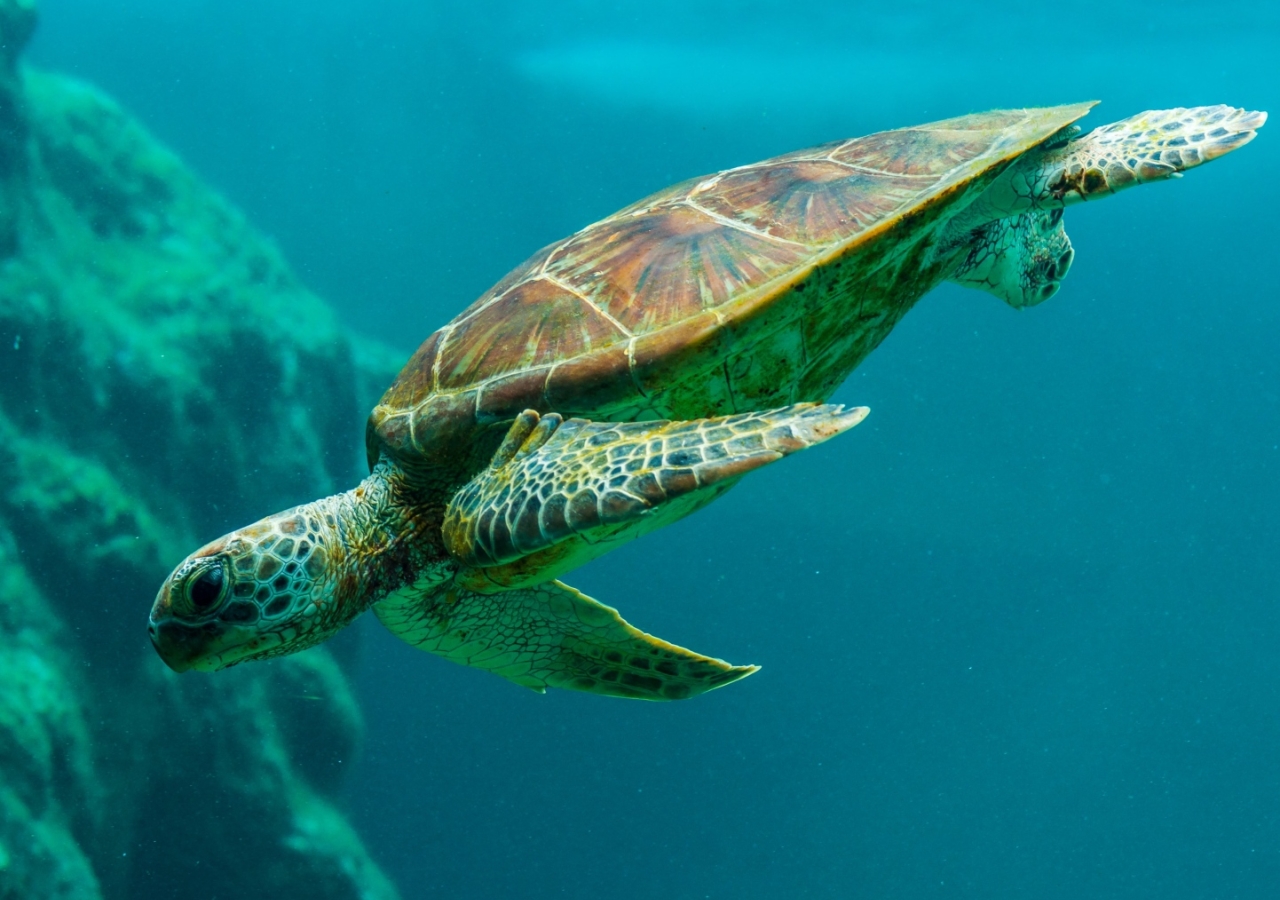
[149,585,229,673]
[148,595,270,673]
[150,556,236,672]
[149,578,200,672]
[149,616,259,673]
[149,618,197,672]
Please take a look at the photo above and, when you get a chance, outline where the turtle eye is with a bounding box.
[187,563,227,613]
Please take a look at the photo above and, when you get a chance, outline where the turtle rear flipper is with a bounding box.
[442,403,867,582]
[1028,105,1266,205]
[374,579,756,700]
[962,105,1265,225]
[946,105,1263,308]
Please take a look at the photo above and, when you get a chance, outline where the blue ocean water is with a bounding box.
[32,2,1279,897]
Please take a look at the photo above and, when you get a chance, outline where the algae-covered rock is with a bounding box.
[0,2,402,897]
[0,532,102,900]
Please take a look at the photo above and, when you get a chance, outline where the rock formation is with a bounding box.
[0,1,402,896]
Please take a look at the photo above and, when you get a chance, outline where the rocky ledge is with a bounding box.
[0,1,403,897]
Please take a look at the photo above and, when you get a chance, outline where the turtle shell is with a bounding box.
[370,102,1096,471]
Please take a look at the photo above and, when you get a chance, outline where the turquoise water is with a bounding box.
[33,1,1280,897]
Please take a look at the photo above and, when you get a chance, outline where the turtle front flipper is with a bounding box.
[374,578,757,700]
[441,403,867,582]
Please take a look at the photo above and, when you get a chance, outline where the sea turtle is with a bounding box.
[151,102,1264,700]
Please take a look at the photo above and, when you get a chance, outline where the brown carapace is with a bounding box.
[150,102,1264,699]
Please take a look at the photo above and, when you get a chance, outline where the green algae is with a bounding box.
[0,531,103,900]
[0,2,403,897]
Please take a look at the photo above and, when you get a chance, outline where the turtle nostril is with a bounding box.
[1057,249,1075,277]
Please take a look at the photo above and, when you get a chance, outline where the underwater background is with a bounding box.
[8,0,1278,897]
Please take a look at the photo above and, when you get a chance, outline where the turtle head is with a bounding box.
[149,504,345,672]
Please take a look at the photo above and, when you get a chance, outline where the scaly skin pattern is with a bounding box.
[149,458,435,671]
[150,455,757,699]
[373,578,758,699]
[953,106,1267,232]
[443,403,867,570]
[950,208,1075,308]
[151,103,1265,696]
[1041,106,1265,205]
[941,106,1264,308]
